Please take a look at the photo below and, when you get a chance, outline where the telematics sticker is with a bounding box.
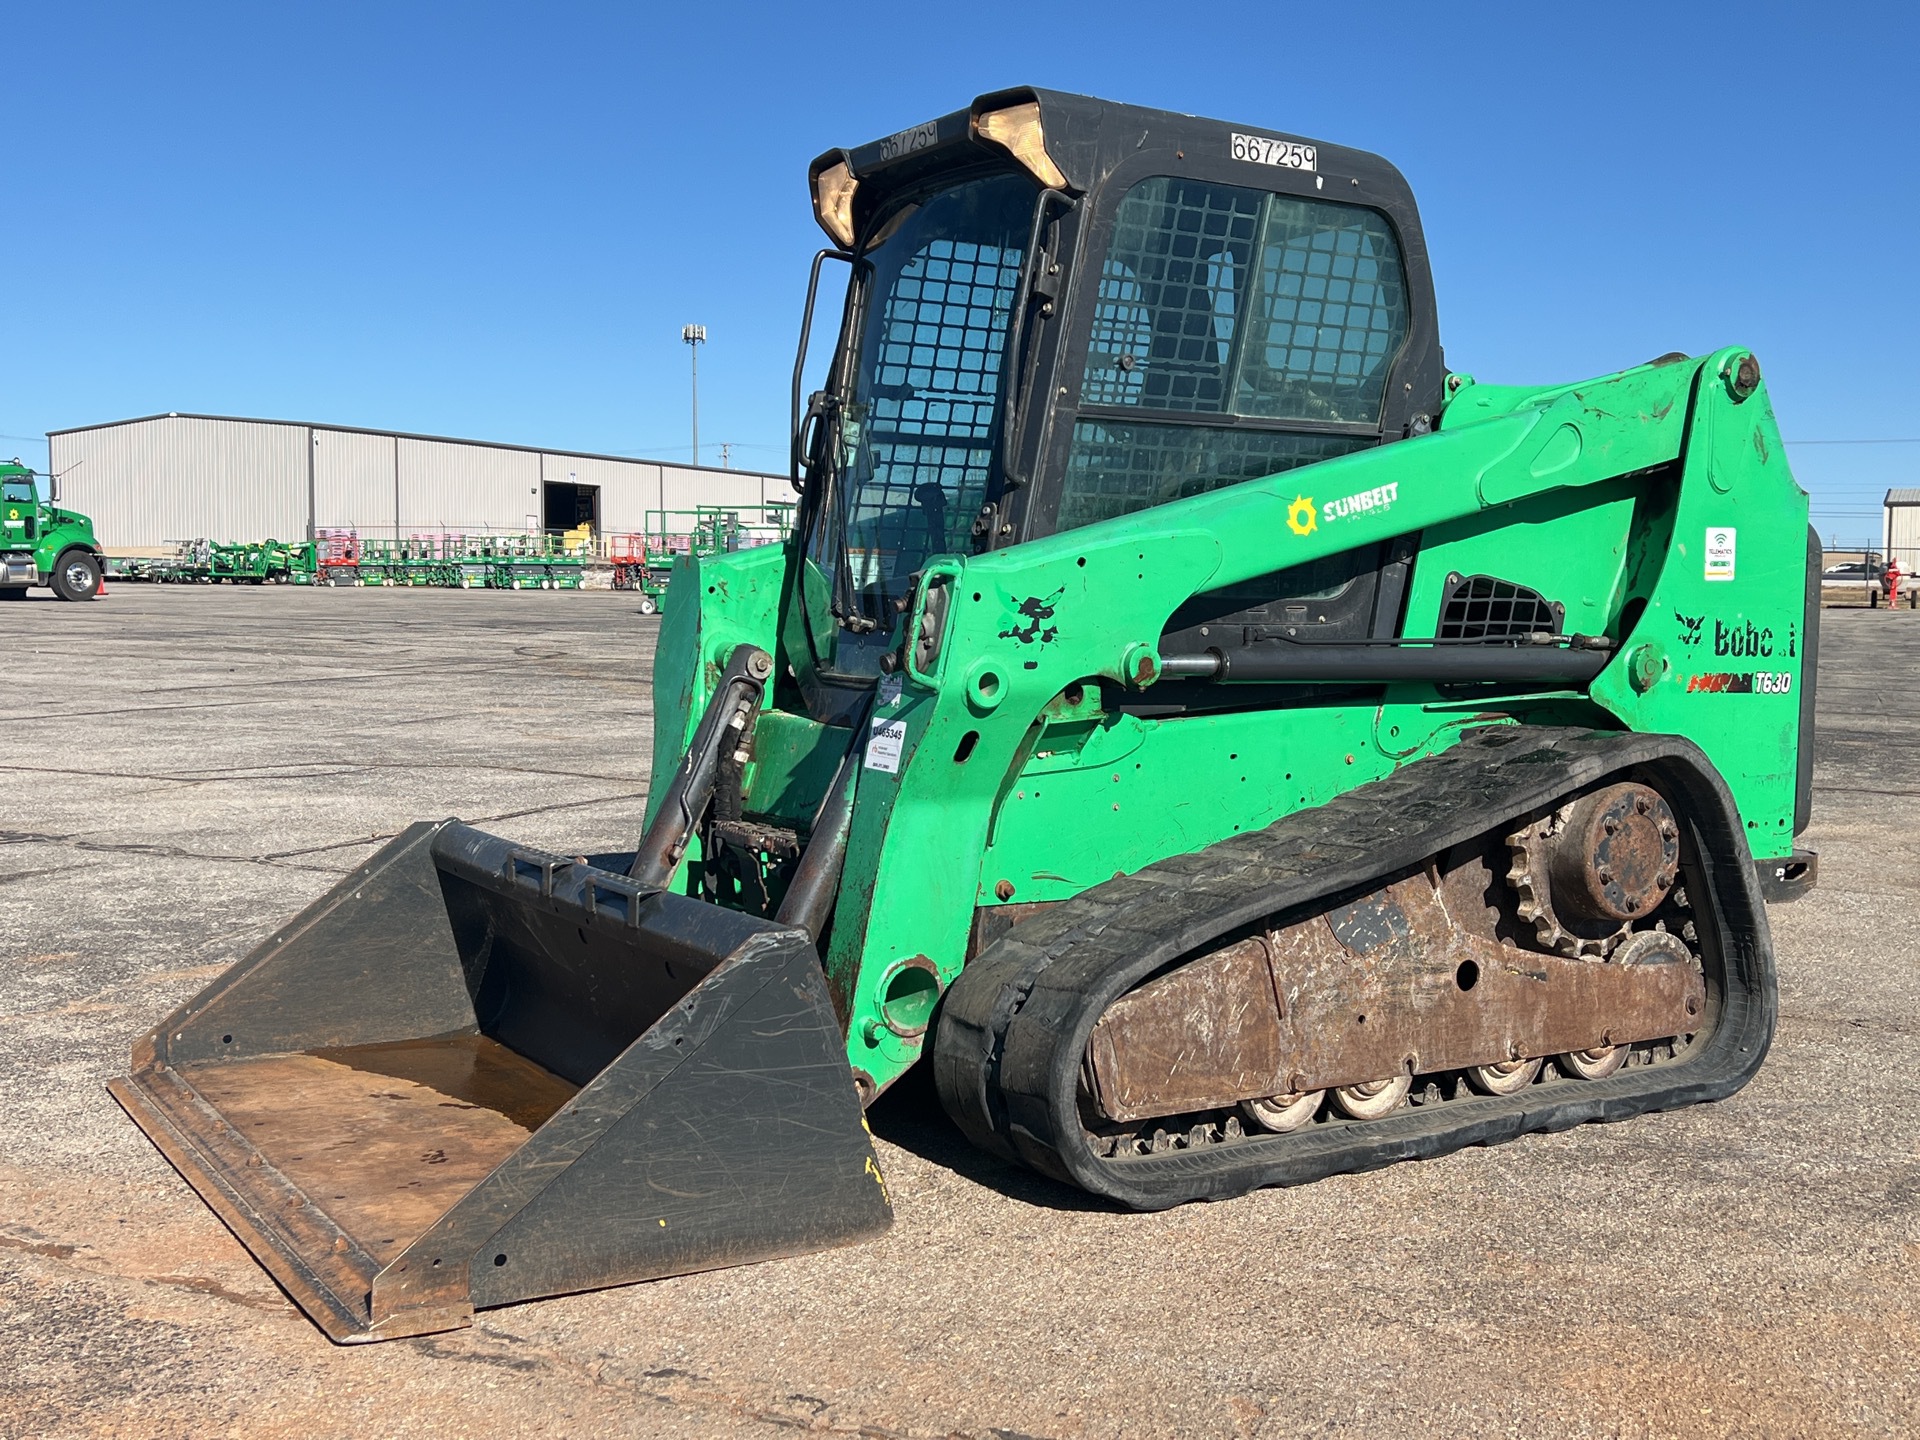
[1231,133,1316,172]
[865,718,906,774]
[877,673,903,708]
[1705,527,1736,582]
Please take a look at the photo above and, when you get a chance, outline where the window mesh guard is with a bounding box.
[845,227,1024,594]
[1058,421,1364,530]
[1079,176,1409,425]
[1436,574,1564,642]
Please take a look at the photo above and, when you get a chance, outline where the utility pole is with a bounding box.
[718,442,732,470]
[681,324,707,466]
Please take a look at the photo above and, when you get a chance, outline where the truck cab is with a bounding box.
[1,459,104,601]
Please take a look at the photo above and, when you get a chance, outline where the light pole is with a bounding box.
[681,324,707,466]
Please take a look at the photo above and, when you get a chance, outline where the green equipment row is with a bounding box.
[111,533,590,590]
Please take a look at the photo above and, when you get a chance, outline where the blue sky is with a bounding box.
[3,2,1914,543]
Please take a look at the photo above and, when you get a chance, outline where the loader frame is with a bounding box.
[658,347,1814,1102]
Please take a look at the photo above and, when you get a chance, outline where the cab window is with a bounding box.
[1059,176,1409,530]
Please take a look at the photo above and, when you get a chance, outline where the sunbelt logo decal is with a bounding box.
[1287,482,1399,538]
[1324,481,1399,522]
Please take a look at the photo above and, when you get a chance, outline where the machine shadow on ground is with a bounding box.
[865,1064,1123,1214]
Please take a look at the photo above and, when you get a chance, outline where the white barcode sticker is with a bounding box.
[1705,527,1737,582]
[865,719,906,774]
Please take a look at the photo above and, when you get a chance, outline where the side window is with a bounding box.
[1235,196,1408,422]
[1081,182,1264,412]
[833,172,1034,595]
[1059,176,1409,532]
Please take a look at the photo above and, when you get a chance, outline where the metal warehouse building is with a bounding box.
[47,413,791,550]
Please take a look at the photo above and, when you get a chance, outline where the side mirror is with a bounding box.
[47,472,59,504]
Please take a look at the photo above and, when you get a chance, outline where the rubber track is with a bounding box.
[932,726,1777,1210]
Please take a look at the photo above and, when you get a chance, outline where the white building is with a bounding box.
[47,413,792,550]
[1887,488,1920,569]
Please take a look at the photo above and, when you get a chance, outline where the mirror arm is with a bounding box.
[790,248,855,492]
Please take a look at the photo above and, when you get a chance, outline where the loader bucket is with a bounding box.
[109,820,892,1343]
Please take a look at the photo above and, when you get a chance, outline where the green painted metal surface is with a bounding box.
[1,460,100,587]
[653,350,1811,1097]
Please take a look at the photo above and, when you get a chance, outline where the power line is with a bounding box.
[1784,437,1920,446]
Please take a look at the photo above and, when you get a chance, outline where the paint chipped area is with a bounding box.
[998,587,1063,646]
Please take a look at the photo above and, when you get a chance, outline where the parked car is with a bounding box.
[1824,560,1878,582]
[1824,559,1918,598]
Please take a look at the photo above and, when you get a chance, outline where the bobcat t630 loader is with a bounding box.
[113,89,1818,1342]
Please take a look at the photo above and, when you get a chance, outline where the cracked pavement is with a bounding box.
[1,585,1915,1439]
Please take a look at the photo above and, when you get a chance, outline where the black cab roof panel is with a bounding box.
[811,87,1419,233]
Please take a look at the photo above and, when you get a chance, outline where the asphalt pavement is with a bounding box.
[1,585,1914,1439]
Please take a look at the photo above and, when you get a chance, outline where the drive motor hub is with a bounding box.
[1508,782,1680,957]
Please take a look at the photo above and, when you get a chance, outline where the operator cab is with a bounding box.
[788,89,1446,703]
[3,464,38,544]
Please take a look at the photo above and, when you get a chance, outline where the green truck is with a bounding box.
[1,459,105,601]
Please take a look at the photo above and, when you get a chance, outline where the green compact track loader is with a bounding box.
[114,89,1818,1342]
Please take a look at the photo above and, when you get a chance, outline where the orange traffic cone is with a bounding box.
[96,574,109,598]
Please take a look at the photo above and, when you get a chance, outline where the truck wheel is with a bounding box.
[49,550,102,602]
[638,595,659,616]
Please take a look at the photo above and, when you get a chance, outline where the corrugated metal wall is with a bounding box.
[313,428,396,533]
[1890,504,1920,566]
[660,465,780,513]
[396,437,541,531]
[45,414,791,548]
[51,416,308,547]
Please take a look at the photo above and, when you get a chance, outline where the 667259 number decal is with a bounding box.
[1230,133,1316,172]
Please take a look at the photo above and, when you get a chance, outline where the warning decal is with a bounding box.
[865,719,906,774]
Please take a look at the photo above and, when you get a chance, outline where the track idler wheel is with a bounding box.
[1467,1057,1545,1095]
[1556,929,1699,1081]
[1330,1074,1413,1120]
[1558,1045,1627,1081]
[1240,1090,1324,1133]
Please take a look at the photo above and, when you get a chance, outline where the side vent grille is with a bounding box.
[1437,574,1564,642]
